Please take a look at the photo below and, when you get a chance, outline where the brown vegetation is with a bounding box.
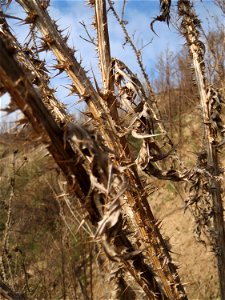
[0,0,225,299]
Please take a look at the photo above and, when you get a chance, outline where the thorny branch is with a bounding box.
[177,0,225,298]
[15,0,122,155]
[92,0,119,121]
[0,10,68,125]
[0,31,187,298]
[109,0,190,184]
[3,0,223,298]
[0,17,188,298]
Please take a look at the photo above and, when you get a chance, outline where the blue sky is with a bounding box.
[0,0,223,122]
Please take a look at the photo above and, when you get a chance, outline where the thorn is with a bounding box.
[22,11,38,24]
[150,20,159,37]
[90,67,100,94]
[1,13,23,21]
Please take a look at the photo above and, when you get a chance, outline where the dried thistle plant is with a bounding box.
[0,2,188,298]
[1,0,224,299]
[177,0,225,298]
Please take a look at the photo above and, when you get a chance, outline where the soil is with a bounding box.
[151,180,220,300]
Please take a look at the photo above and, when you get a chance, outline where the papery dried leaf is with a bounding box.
[145,162,189,181]
[121,249,142,260]
[90,174,108,193]
[136,140,151,169]
[150,0,171,34]
[63,121,93,147]
[96,183,127,237]
[1,100,18,114]
[96,198,121,237]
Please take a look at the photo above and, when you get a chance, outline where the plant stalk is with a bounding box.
[178,1,225,298]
